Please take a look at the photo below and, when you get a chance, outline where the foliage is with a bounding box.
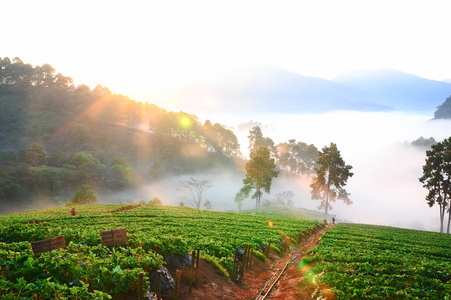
[68,184,97,205]
[110,157,134,183]
[148,197,162,205]
[248,126,277,158]
[204,200,213,210]
[23,143,48,167]
[240,147,279,208]
[0,204,318,298]
[0,57,244,205]
[310,143,353,215]
[277,139,318,175]
[234,190,246,210]
[149,162,164,179]
[434,95,451,119]
[419,137,451,233]
[307,224,451,298]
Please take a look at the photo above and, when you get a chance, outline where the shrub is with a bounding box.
[148,197,162,205]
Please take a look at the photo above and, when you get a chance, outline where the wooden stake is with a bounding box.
[157,270,161,300]
[189,250,195,292]
[138,272,144,300]
[249,248,253,270]
[195,248,200,286]
[173,270,181,300]
[243,244,248,270]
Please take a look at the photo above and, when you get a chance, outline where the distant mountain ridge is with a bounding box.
[333,69,451,112]
[145,66,451,115]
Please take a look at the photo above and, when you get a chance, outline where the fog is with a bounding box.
[185,110,450,232]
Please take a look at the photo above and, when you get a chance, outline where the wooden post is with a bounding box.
[240,245,247,278]
[173,270,181,300]
[157,270,161,300]
[189,250,195,292]
[249,248,253,270]
[195,248,200,286]
[138,272,144,300]
[244,244,249,270]
[232,247,238,282]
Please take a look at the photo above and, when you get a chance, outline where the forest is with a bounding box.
[0,57,319,209]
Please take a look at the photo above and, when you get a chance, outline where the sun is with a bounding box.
[180,117,191,127]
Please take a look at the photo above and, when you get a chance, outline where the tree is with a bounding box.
[275,190,295,206]
[434,96,451,119]
[234,190,246,210]
[23,143,48,166]
[419,137,451,233]
[110,157,134,183]
[177,177,213,209]
[240,146,279,208]
[276,140,318,175]
[248,126,277,158]
[67,184,97,205]
[310,143,353,215]
[149,162,165,179]
[149,197,162,205]
[203,200,213,210]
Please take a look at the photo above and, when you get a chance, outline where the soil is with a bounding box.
[158,227,330,300]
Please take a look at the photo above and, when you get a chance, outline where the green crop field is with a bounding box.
[305,223,451,299]
[0,204,318,299]
[3,204,451,299]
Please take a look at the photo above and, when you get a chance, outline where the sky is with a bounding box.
[3,0,451,95]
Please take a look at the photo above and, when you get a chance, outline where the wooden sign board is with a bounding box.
[31,235,66,255]
[101,228,128,246]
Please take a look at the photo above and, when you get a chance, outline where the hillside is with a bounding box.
[1,204,451,299]
[0,57,245,210]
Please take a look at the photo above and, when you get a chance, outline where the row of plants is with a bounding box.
[305,223,451,299]
[0,204,319,298]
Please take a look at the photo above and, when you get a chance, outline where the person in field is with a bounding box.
[70,208,76,216]
[332,217,335,225]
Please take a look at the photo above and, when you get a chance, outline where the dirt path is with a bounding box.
[169,226,330,300]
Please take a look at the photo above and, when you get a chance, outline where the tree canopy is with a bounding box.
[419,137,451,233]
[310,143,354,215]
[240,146,279,208]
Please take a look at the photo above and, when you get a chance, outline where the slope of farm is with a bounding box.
[0,204,319,299]
[305,223,451,299]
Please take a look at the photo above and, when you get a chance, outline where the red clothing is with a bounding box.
[70,209,76,216]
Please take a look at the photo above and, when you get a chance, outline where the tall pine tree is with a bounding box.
[310,143,353,215]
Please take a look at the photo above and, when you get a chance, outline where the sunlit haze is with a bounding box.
[3,0,451,94]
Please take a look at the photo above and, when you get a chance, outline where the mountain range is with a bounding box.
[142,66,451,115]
